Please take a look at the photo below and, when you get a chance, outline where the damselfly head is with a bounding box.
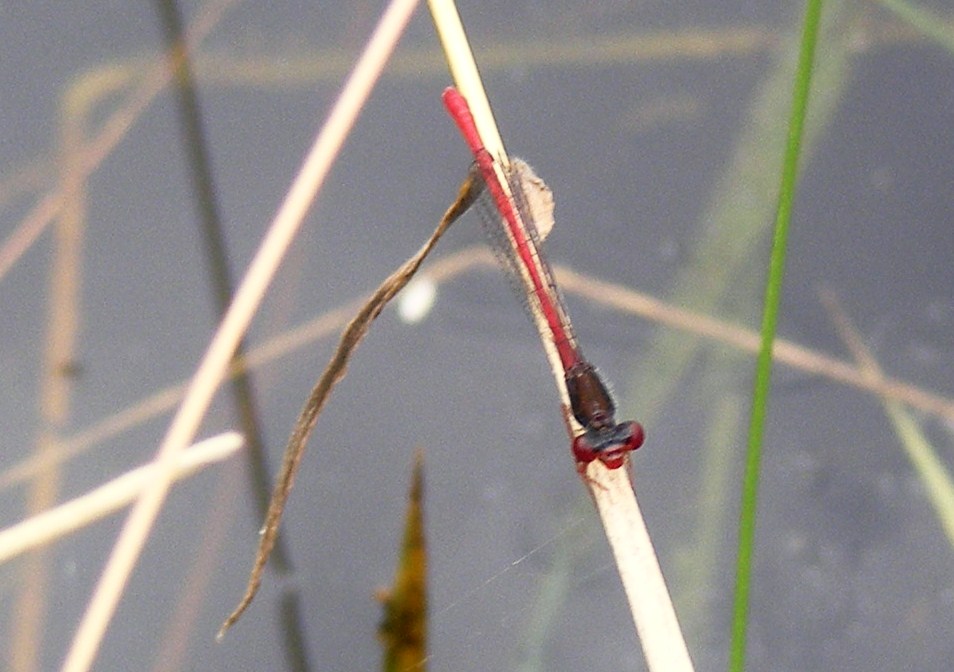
[572,420,645,470]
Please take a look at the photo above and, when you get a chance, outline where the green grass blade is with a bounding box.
[728,1,825,670]
[621,12,850,425]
